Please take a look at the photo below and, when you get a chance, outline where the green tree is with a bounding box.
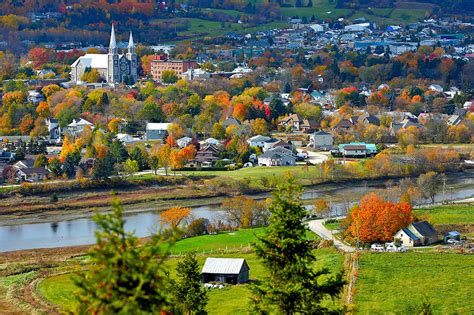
[130,146,149,171]
[34,154,48,168]
[123,159,139,177]
[250,177,344,314]
[109,139,129,164]
[74,200,175,314]
[172,251,209,315]
[149,155,159,175]
[63,153,77,178]
[48,158,63,177]
[162,70,178,84]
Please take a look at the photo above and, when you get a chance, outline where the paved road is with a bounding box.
[307,218,355,253]
[296,148,329,164]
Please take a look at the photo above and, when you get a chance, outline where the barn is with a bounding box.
[201,258,250,284]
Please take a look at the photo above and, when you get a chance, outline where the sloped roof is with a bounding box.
[71,54,109,69]
[411,221,437,238]
[146,123,170,131]
[201,258,248,274]
[314,130,331,136]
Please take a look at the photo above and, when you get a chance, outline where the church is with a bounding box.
[70,25,137,85]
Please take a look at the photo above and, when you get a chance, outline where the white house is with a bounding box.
[28,90,45,105]
[247,135,271,148]
[258,148,296,167]
[66,118,94,137]
[145,122,170,141]
[116,133,136,144]
[394,221,438,247]
[177,136,193,148]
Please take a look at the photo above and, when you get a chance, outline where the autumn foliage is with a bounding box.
[160,207,191,228]
[344,193,413,244]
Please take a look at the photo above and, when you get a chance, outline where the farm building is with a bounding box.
[201,258,250,284]
[394,221,438,247]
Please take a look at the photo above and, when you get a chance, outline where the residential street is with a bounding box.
[307,218,355,253]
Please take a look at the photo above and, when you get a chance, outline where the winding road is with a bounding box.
[307,218,355,253]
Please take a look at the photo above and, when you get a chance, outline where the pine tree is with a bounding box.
[173,251,209,314]
[74,200,176,314]
[307,0,313,7]
[250,177,344,314]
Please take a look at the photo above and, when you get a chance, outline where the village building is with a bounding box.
[394,221,438,247]
[145,123,170,141]
[201,258,250,284]
[151,59,198,81]
[195,143,221,167]
[70,25,137,85]
[310,130,334,149]
[17,167,50,182]
[258,147,296,167]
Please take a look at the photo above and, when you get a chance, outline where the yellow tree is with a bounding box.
[157,144,172,176]
[170,149,184,176]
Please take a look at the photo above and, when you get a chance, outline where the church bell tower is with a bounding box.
[126,31,137,83]
[107,24,119,84]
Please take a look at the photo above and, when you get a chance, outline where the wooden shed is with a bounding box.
[201,258,250,284]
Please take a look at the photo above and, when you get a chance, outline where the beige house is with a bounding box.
[394,221,438,247]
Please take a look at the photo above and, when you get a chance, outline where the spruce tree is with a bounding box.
[74,200,176,314]
[250,177,344,314]
[173,251,209,314]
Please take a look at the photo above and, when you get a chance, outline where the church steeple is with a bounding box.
[109,24,117,54]
[128,31,135,55]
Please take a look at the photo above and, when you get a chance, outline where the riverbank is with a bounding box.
[1,168,472,226]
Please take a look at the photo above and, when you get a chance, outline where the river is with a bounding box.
[1,171,473,253]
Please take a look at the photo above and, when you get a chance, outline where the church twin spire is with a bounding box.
[109,24,134,54]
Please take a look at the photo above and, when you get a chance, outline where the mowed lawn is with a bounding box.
[355,252,474,314]
[179,165,323,183]
[413,204,474,225]
[38,249,343,314]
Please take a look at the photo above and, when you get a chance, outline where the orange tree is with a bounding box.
[344,193,413,244]
[160,206,191,229]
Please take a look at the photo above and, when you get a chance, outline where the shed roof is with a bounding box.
[201,258,248,275]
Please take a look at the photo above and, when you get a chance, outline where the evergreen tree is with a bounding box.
[269,97,287,120]
[74,200,175,314]
[284,82,292,93]
[130,146,149,171]
[173,251,209,315]
[295,0,303,7]
[307,0,313,7]
[109,139,129,164]
[63,153,77,178]
[250,177,344,314]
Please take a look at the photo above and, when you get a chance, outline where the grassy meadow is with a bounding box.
[413,204,474,225]
[355,252,474,314]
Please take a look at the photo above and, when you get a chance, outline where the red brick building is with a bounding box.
[151,59,198,81]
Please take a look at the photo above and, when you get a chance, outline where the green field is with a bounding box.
[355,252,474,314]
[38,249,342,314]
[413,204,474,225]
[178,165,324,186]
[170,228,264,254]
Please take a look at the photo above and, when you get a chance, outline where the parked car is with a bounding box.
[243,162,253,168]
[371,243,384,252]
[385,242,398,252]
[447,239,460,245]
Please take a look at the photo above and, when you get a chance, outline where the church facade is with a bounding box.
[70,25,137,85]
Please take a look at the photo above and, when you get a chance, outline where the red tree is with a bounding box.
[344,193,413,244]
